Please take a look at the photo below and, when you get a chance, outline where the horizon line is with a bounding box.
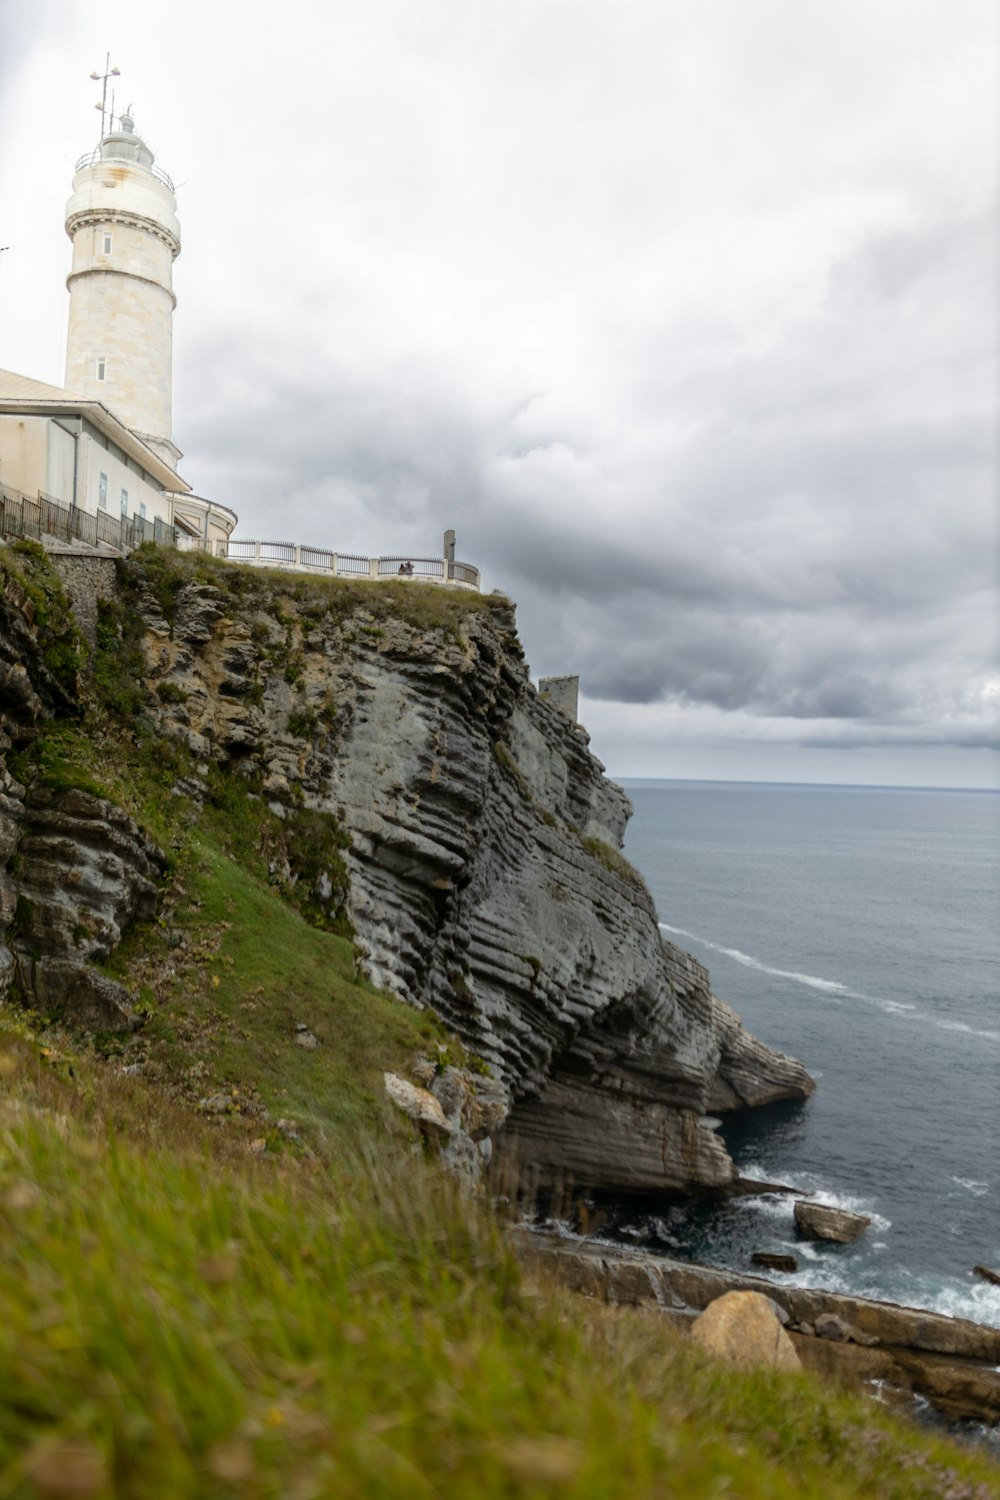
[612,776,999,794]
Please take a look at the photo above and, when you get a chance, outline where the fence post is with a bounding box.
[331,553,338,576]
[293,545,302,569]
[254,541,262,563]
[369,558,379,580]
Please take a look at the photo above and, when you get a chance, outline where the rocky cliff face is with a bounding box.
[0,549,813,1195]
[130,561,813,1195]
[0,556,162,1029]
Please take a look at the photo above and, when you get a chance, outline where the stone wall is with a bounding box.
[47,552,118,647]
[538,675,579,722]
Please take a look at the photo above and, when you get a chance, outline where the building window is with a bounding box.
[98,472,108,509]
[96,356,106,382]
[139,501,147,520]
[120,488,128,517]
[102,232,112,255]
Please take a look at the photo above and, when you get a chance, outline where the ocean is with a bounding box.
[613,779,1000,1332]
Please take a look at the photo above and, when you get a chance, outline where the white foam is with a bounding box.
[952,1177,991,1197]
[918,1279,1000,1330]
[659,924,852,996]
[658,923,999,1042]
[737,1168,892,1233]
[935,1018,1000,1042]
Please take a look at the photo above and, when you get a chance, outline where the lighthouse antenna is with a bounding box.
[88,53,121,138]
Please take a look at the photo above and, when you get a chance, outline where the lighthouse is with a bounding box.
[64,108,182,471]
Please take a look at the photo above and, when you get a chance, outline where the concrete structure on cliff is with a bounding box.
[0,101,235,548]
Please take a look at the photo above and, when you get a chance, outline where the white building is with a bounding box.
[0,110,236,549]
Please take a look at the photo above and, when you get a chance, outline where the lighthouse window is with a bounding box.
[102,232,112,255]
[120,488,129,517]
[98,472,108,509]
[96,356,106,382]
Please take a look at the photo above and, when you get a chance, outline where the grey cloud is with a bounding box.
[4,1,996,780]
[826,214,996,310]
[171,307,996,744]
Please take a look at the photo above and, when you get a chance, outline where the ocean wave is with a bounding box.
[738,1260,1000,1329]
[952,1177,991,1197]
[658,924,853,996]
[733,1170,892,1233]
[935,1018,1000,1042]
[658,922,999,1041]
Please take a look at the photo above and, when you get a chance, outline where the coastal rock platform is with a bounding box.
[531,1232,1000,1426]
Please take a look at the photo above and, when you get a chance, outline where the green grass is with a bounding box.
[0,540,86,697]
[107,834,441,1146]
[119,544,509,637]
[0,1045,997,1499]
[580,835,651,895]
[7,721,108,801]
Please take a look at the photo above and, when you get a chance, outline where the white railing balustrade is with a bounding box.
[204,540,481,591]
[0,493,481,592]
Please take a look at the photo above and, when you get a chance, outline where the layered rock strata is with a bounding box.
[0,564,162,1026]
[131,566,813,1194]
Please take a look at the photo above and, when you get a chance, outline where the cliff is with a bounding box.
[0,543,813,1196]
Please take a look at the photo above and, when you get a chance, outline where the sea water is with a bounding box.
[614,780,1000,1331]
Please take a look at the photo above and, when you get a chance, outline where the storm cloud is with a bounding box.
[1,0,996,784]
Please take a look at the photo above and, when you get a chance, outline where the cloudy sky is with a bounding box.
[1,0,997,787]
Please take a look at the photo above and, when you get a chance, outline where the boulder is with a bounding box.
[814,1313,878,1346]
[973,1264,1000,1287]
[383,1072,454,1137]
[814,1313,850,1342]
[751,1252,797,1272]
[690,1291,801,1372]
[794,1200,871,1244]
[26,958,142,1033]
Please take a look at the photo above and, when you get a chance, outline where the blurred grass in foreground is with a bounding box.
[1,1027,998,1499]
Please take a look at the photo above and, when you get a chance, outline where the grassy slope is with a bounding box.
[0,546,997,1498]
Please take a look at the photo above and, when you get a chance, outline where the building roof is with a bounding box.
[0,368,190,493]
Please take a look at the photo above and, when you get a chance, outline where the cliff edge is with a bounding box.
[0,545,813,1196]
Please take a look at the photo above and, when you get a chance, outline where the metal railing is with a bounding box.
[378,556,445,579]
[198,539,481,590]
[74,147,175,194]
[0,488,482,591]
[0,485,176,554]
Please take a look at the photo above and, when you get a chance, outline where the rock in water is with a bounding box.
[794,1200,871,1244]
[751,1252,798,1272]
[690,1291,801,1372]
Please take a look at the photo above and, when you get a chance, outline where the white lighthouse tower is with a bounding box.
[64,106,182,471]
